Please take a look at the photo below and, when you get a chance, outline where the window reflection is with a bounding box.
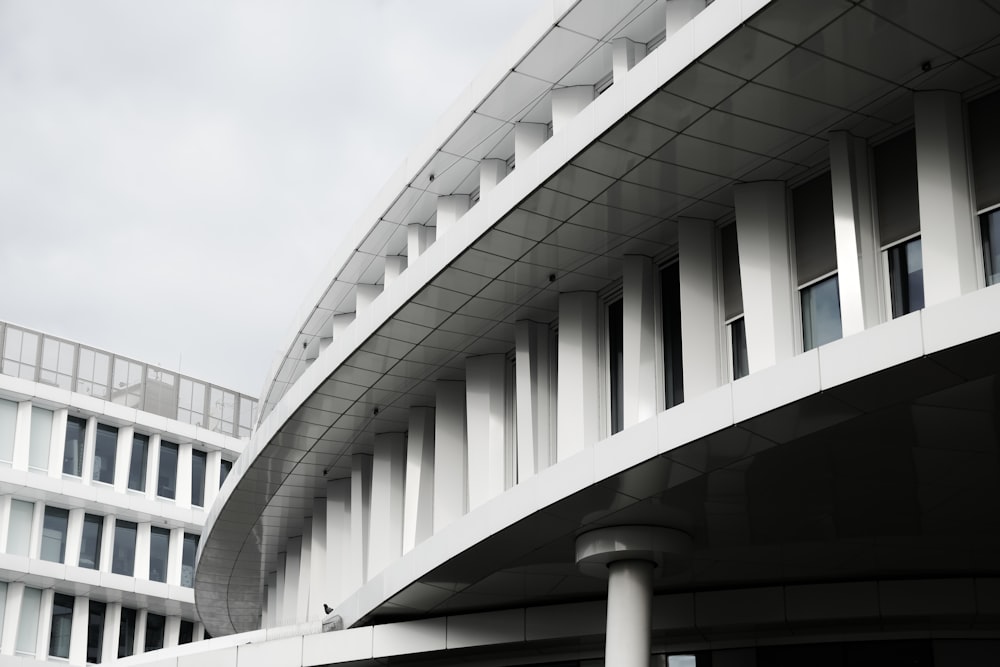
[178,378,206,427]
[111,358,143,408]
[76,348,110,399]
[40,337,74,390]
[2,327,38,380]
[888,237,924,318]
[801,275,843,351]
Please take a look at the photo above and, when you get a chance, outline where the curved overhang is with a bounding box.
[196,0,1000,636]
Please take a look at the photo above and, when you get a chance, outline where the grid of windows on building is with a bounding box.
[0,321,257,438]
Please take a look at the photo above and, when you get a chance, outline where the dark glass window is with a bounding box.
[128,433,148,492]
[112,520,137,576]
[79,513,103,570]
[41,506,69,563]
[49,593,73,659]
[118,608,136,658]
[87,600,106,664]
[157,441,178,499]
[93,423,117,484]
[888,237,925,318]
[220,459,233,487]
[182,533,199,588]
[608,298,624,434]
[178,620,194,645]
[149,527,170,583]
[661,262,684,409]
[191,450,207,507]
[982,209,1000,286]
[801,275,843,351]
[144,613,165,652]
[63,416,86,476]
[731,317,749,380]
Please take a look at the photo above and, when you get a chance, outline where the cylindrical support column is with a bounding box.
[433,380,467,532]
[557,292,600,460]
[325,477,351,607]
[350,454,373,585]
[403,407,435,552]
[308,498,327,621]
[678,218,723,397]
[515,320,555,480]
[368,432,406,576]
[623,255,658,427]
[606,559,655,667]
[466,355,508,509]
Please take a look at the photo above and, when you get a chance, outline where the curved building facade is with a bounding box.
[0,321,253,665]
[41,0,1000,665]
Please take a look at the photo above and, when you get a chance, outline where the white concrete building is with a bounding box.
[13,0,1000,665]
[0,321,254,665]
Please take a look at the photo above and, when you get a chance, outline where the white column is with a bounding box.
[733,181,795,373]
[0,582,23,654]
[81,416,97,482]
[65,508,85,567]
[557,292,600,460]
[114,426,133,494]
[0,496,10,551]
[403,407,435,553]
[12,401,30,471]
[350,454,373,585]
[308,499,327,621]
[551,86,594,135]
[436,195,470,239]
[515,320,555,480]
[623,255,658,427]
[176,442,193,509]
[466,355,507,510]
[145,435,160,501]
[99,515,115,572]
[332,313,355,338]
[164,616,181,648]
[274,553,286,624]
[29,500,44,559]
[205,450,222,508]
[408,223,430,261]
[283,535,302,624]
[915,90,980,305]
[104,603,122,662]
[606,560,655,667]
[167,528,183,585]
[325,478,351,606]
[384,255,407,289]
[69,595,90,664]
[679,219,724,397]
[515,122,548,165]
[829,131,882,334]
[264,572,277,628]
[479,159,507,197]
[367,432,406,577]
[665,0,706,38]
[134,609,147,656]
[37,589,54,658]
[433,380,467,532]
[135,523,151,580]
[356,284,382,313]
[297,521,312,622]
[612,37,646,82]
[48,408,68,478]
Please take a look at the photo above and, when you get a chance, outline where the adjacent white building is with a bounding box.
[10,0,1000,665]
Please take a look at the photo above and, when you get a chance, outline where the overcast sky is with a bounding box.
[0,0,543,397]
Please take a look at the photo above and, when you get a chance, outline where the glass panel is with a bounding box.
[111,358,143,408]
[112,520,137,576]
[79,514,103,570]
[16,586,41,655]
[177,379,206,427]
[969,89,1000,210]
[721,224,744,323]
[39,337,74,390]
[29,407,52,471]
[88,600,106,664]
[128,434,148,492]
[149,527,170,583]
[93,424,117,484]
[144,613,165,652]
[669,656,697,667]
[76,347,110,400]
[0,398,17,463]
[41,506,69,563]
[219,459,233,487]
[63,416,86,476]
[191,450,207,507]
[7,499,34,556]
[982,209,1000,286]
[608,298,624,435]
[158,442,178,499]
[661,262,684,409]
[731,317,749,380]
[178,620,194,645]
[238,396,255,437]
[801,275,843,351]
[793,172,837,285]
[49,593,73,658]
[888,237,925,318]
[118,608,136,658]
[143,367,178,419]
[874,130,921,246]
[182,533,199,588]
[3,327,39,381]
[208,387,236,435]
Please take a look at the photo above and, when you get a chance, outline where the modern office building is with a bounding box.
[11,0,1000,665]
[0,321,255,664]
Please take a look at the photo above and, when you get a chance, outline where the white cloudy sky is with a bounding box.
[0,0,543,397]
